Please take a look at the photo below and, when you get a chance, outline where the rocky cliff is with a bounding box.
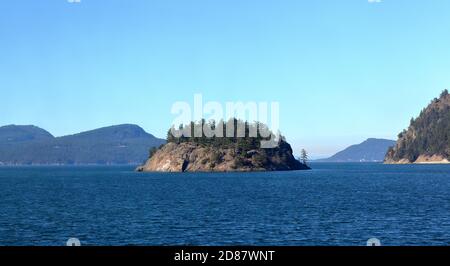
[137,140,309,172]
[385,90,450,164]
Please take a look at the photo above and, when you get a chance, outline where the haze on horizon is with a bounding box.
[1,0,450,159]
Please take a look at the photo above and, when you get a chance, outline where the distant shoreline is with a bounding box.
[384,155,450,165]
[384,161,450,165]
[0,163,140,167]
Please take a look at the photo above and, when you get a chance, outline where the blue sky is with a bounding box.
[1,0,450,158]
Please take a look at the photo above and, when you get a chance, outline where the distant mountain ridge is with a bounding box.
[0,124,165,165]
[0,125,54,143]
[316,138,396,162]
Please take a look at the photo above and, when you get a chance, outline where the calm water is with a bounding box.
[0,163,449,246]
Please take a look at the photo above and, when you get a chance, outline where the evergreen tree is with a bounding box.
[300,149,308,165]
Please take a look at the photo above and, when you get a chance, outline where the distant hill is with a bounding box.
[0,124,165,165]
[385,90,450,164]
[315,138,396,163]
[0,125,54,143]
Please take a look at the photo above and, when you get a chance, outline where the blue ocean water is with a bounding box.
[0,163,449,246]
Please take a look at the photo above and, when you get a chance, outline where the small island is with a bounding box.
[137,119,310,172]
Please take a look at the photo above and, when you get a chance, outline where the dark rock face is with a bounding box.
[137,140,310,172]
[385,90,450,164]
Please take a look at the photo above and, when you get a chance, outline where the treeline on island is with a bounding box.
[170,119,277,145]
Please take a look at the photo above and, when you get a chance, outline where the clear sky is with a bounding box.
[1,0,450,158]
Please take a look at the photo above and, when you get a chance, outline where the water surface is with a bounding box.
[0,163,449,246]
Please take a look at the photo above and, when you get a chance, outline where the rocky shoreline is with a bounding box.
[137,142,310,172]
[385,154,450,164]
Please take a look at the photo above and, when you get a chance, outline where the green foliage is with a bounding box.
[166,118,280,153]
[391,90,450,161]
[253,152,268,167]
[300,149,308,165]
